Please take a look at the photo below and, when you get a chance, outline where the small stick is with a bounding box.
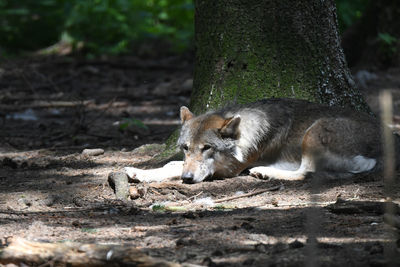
[187,191,204,201]
[214,185,281,203]
[0,100,94,111]
[0,237,180,267]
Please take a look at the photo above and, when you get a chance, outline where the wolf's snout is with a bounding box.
[181,172,195,184]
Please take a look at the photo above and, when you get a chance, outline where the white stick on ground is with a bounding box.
[125,161,184,183]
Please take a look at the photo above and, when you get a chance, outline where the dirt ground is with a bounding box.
[1,54,400,266]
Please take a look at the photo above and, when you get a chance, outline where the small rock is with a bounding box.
[82,148,104,156]
[129,186,141,199]
[72,220,81,227]
[41,195,59,207]
[72,197,85,207]
[18,198,32,207]
[289,240,305,249]
[108,172,129,200]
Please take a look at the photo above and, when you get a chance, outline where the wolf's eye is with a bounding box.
[202,145,212,152]
[182,144,189,151]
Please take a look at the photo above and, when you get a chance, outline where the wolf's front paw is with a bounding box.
[249,167,273,180]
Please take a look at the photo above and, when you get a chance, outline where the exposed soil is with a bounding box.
[1,54,400,266]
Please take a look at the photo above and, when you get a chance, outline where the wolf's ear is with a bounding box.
[180,106,194,124]
[220,115,241,138]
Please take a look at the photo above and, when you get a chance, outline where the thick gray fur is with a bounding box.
[177,98,391,183]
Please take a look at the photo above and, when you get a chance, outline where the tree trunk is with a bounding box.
[191,0,369,114]
[152,0,371,164]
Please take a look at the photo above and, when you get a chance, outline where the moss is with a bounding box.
[156,0,370,165]
[132,143,166,156]
[193,0,370,114]
[193,0,319,112]
[150,129,183,165]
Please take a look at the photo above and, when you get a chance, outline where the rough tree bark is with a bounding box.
[155,0,371,161]
[190,0,369,114]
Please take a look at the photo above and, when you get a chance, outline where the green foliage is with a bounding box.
[378,32,397,46]
[151,204,187,212]
[213,204,234,210]
[0,0,68,53]
[0,0,194,55]
[119,118,149,132]
[152,204,166,212]
[336,0,369,32]
[377,32,398,57]
[0,0,373,55]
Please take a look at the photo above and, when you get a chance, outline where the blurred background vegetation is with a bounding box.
[336,0,369,32]
[0,0,368,56]
[0,0,194,56]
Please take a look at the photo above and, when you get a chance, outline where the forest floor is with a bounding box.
[1,54,400,266]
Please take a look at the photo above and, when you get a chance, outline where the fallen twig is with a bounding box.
[214,185,282,203]
[75,59,186,71]
[0,237,180,267]
[188,191,204,201]
[0,100,94,111]
[0,205,128,215]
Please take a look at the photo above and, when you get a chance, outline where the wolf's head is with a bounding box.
[177,106,243,183]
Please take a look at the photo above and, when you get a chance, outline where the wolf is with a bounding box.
[126,98,390,184]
